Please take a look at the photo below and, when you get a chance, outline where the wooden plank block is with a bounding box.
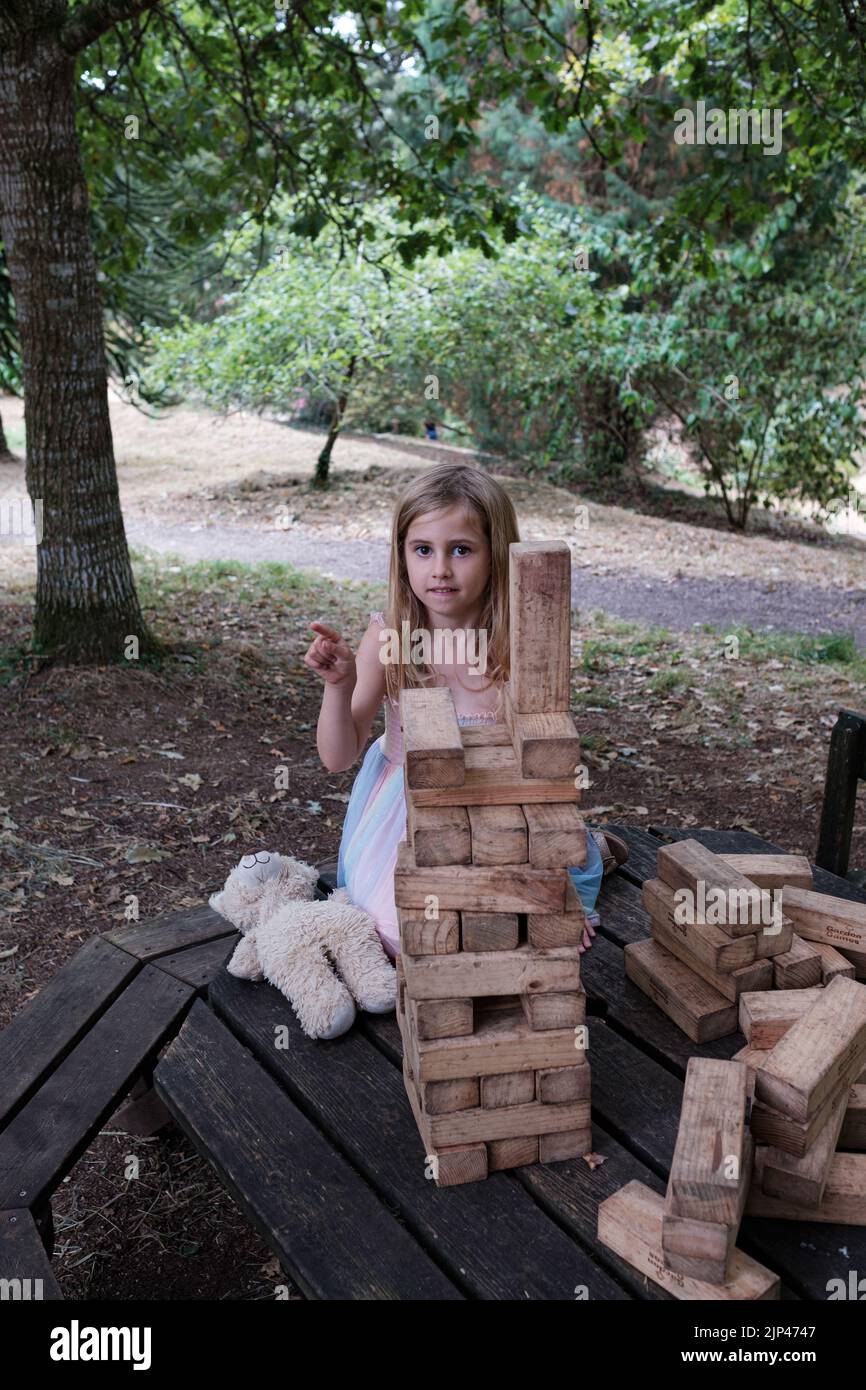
[522,802,588,869]
[642,878,756,971]
[400,686,464,789]
[754,975,866,1121]
[105,902,236,961]
[539,1127,593,1162]
[487,1136,539,1171]
[402,943,580,1000]
[459,721,512,747]
[718,853,813,891]
[0,967,195,1210]
[839,1083,866,1150]
[526,874,586,948]
[738,989,825,1049]
[508,540,571,713]
[503,684,581,778]
[656,839,774,937]
[460,913,520,952]
[406,1002,588,1084]
[398,909,460,955]
[0,1209,63,1300]
[0,935,140,1129]
[480,1071,536,1108]
[750,1091,840,1158]
[408,745,580,808]
[809,938,857,983]
[665,1059,752,1226]
[394,840,567,914]
[781,885,866,959]
[536,1065,589,1104]
[747,1150,866,1225]
[760,1085,849,1206]
[153,934,239,991]
[772,934,822,989]
[598,1181,779,1301]
[521,988,586,1032]
[623,938,738,1043]
[410,996,474,1041]
[408,801,472,867]
[402,1060,488,1188]
[423,1077,480,1115]
[752,917,794,959]
[649,915,773,1001]
[427,1095,592,1147]
[466,803,527,866]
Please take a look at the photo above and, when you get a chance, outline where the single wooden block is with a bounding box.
[412,996,474,1041]
[487,1135,539,1171]
[624,938,738,1043]
[409,801,472,867]
[760,1085,849,1206]
[598,1181,780,1301]
[650,916,773,1001]
[781,886,866,958]
[526,874,586,948]
[521,988,586,1032]
[508,541,571,713]
[750,1091,840,1158]
[808,938,857,984]
[536,1064,590,1104]
[772,934,822,990]
[427,1096,591,1148]
[459,721,512,747]
[522,802,588,869]
[718,853,813,892]
[661,1212,738,1286]
[738,988,824,1049]
[402,943,580,1000]
[839,1083,866,1150]
[460,913,520,953]
[503,684,581,779]
[405,1002,587,1085]
[408,742,580,809]
[666,1059,751,1224]
[398,910,460,956]
[434,1145,489,1187]
[752,918,794,959]
[423,1077,480,1116]
[657,839,774,937]
[394,840,567,915]
[466,803,528,866]
[754,975,866,1122]
[642,878,757,971]
[538,1126,593,1163]
[480,1071,536,1109]
[400,686,464,789]
[747,1150,866,1224]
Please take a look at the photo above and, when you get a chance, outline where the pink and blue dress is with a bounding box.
[337,611,603,958]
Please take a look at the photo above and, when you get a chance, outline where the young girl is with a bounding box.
[303,463,625,962]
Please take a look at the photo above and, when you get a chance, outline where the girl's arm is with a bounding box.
[306,618,387,773]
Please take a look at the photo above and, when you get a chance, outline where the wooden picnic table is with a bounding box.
[3,822,866,1300]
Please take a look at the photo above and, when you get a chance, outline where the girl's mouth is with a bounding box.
[429,587,458,594]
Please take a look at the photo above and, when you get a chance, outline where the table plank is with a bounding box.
[210,971,628,1301]
[0,1209,63,1299]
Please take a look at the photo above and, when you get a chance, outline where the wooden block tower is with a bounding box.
[395,541,592,1187]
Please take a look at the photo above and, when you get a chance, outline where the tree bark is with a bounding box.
[0,21,161,662]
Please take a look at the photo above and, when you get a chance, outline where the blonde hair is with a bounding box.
[382,463,520,707]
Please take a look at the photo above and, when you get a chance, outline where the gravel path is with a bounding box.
[126,518,866,647]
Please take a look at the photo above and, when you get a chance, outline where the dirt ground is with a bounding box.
[2,395,866,1299]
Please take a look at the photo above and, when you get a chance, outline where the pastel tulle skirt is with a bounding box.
[337,733,604,959]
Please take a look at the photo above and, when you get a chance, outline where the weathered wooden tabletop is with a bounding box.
[168,823,866,1301]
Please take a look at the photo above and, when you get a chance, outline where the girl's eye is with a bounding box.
[453,545,471,556]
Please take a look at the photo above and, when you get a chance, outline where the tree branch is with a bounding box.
[60,0,162,54]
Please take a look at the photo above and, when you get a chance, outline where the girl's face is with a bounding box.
[404,504,491,619]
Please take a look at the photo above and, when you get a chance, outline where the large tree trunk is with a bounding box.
[0,25,161,663]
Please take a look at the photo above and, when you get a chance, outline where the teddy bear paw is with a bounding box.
[317,997,356,1040]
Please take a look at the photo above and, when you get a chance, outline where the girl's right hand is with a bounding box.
[304,621,357,687]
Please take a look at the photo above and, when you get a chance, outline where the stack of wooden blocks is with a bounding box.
[394,541,592,1187]
[599,837,866,1298]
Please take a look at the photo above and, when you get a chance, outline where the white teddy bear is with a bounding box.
[209,850,396,1040]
